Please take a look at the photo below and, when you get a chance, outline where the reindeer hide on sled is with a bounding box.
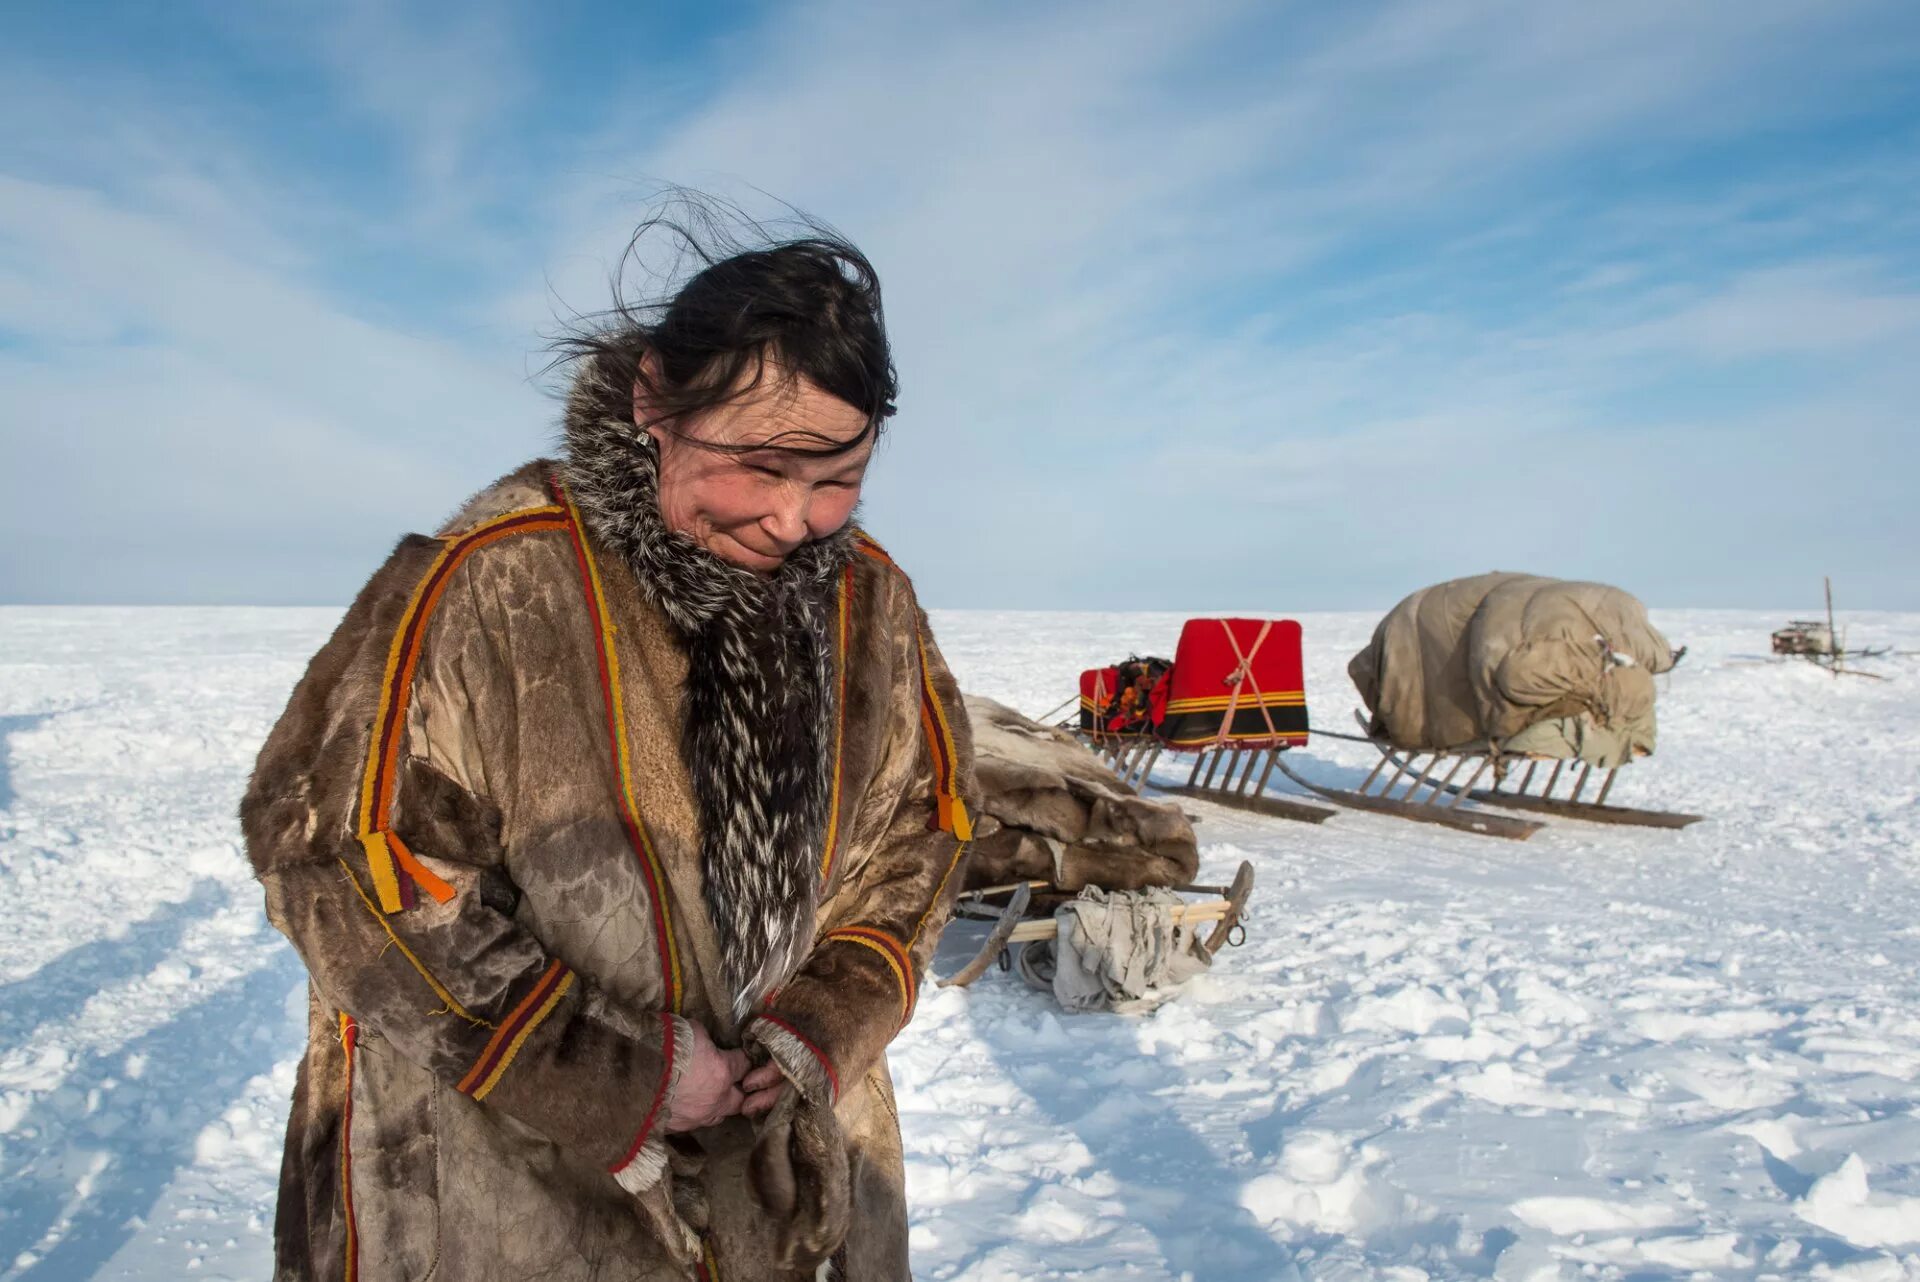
[962,695,1197,902]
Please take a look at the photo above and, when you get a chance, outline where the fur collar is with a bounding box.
[559,354,854,1020]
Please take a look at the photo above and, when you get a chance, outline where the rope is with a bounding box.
[1033,693,1078,725]
[1306,726,1375,745]
[1215,620,1279,746]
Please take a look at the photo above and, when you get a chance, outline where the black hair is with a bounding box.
[550,190,896,458]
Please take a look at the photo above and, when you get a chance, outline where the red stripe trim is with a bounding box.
[610,1012,678,1172]
[551,479,683,1011]
[919,688,955,781]
[756,1012,839,1102]
[339,1013,359,1282]
[456,960,569,1096]
[919,691,961,834]
[364,509,568,836]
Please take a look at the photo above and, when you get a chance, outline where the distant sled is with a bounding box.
[1319,572,1703,838]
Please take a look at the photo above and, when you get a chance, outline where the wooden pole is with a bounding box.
[1826,574,1838,677]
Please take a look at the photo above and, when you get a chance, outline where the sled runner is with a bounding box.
[940,860,1255,989]
[1079,619,1336,826]
[1271,728,1546,841]
[1362,727,1703,829]
[1271,713,1702,840]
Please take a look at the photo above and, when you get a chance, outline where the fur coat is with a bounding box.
[241,361,978,1281]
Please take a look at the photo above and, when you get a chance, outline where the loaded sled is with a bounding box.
[1077,618,1336,826]
[1280,572,1703,840]
[940,861,1255,991]
[943,694,1254,993]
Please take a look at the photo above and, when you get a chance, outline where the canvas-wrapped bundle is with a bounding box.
[1349,572,1677,768]
[961,695,1198,898]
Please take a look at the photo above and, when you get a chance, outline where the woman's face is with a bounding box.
[640,367,874,575]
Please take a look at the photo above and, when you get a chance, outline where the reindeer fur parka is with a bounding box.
[241,358,978,1281]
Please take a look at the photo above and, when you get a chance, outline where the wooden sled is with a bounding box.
[1273,711,1701,840]
[940,860,1255,989]
[1078,619,1337,826]
[1156,743,1336,824]
[1272,750,1545,841]
[1368,742,1703,830]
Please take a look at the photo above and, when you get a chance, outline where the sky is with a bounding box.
[2,0,1917,611]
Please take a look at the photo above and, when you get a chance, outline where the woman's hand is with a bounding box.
[663,1022,750,1133]
[740,1061,790,1117]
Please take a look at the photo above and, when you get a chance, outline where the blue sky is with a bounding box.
[2,0,1917,609]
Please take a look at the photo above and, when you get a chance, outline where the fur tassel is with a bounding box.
[560,355,852,1018]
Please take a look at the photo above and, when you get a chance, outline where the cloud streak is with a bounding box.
[2,0,1916,609]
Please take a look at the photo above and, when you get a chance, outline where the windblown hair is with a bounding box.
[550,190,898,458]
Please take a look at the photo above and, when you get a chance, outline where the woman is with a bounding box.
[242,215,978,1280]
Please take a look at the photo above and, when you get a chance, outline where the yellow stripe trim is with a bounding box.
[355,542,452,910]
[337,858,489,1026]
[908,839,970,952]
[1164,694,1306,712]
[830,933,911,1021]
[914,627,972,840]
[356,832,407,916]
[339,1012,357,1282]
[819,567,851,882]
[471,971,575,1101]
[354,504,566,911]
[561,491,685,1012]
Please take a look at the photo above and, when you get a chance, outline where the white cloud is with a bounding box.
[0,173,548,602]
[1,0,1915,606]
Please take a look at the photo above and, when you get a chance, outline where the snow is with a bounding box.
[3,604,1918,1280]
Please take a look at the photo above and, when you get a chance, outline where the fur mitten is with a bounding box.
[747,1088,851,1272]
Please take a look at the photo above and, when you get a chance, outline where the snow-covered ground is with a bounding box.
[2,605,1916,1281]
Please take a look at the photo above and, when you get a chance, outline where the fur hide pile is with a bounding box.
[963,695,1198,902]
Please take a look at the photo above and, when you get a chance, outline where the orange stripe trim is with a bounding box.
[456,959,572,1097]
[383,831,456,905]
[470,973,572,1101]
[851,529,897,569]
[552,480,685,1012]
[355,505,569,911]
[338,1012,359,1282]
[915,627,972,839]
[818,563,853,885]
[826,926,915,1022]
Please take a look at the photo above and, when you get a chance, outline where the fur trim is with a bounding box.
[560,354,853,1019]
[746,1015,837,1107]
[611,1015,694,1194]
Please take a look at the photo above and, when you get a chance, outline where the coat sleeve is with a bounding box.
[744,575,978,1106]
[242,533,685,1192]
